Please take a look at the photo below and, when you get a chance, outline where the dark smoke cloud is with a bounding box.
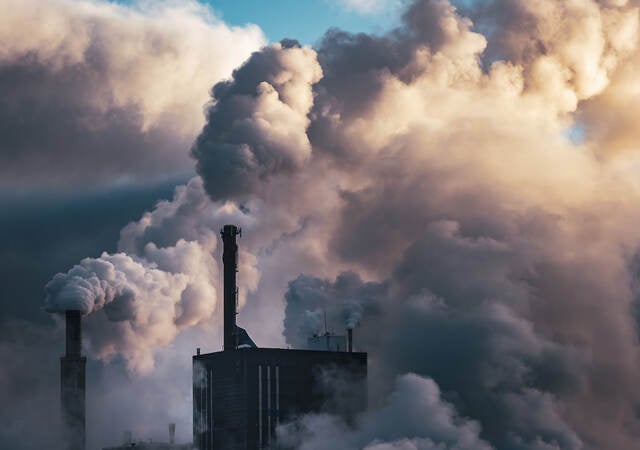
[192,41,322,201]
[278,373,494,450]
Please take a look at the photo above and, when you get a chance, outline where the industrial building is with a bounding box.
[193,225,368,450]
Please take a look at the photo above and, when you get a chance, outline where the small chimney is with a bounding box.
[61,310,86,450]
[221,225,241,351]
[347,328,353,353]
[169,423,176,445]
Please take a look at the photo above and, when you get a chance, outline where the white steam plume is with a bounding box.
[45,240,216,374]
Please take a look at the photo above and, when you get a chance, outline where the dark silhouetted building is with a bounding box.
[61,309,86,450]
[193,225,367,449]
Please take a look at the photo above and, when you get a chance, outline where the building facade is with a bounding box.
[193,348,366,450]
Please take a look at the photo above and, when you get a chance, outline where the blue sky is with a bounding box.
[111,0,403,45]
[205,0,403,44]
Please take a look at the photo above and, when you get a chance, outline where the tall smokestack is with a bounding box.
[347,328,353,353]
[221,225,241,351]
[61,310,86,450]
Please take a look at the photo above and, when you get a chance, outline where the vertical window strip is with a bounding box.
[258,365,263,448]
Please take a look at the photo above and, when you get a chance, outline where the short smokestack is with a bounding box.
[221,225,241,351]
[169,423,176,445]
[61,310,86,450]
[347,328,353,353]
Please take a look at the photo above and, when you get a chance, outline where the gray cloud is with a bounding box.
[278,373,494,450]
[0,0,264,189]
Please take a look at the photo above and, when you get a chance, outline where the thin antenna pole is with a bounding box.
[324,311,327,335]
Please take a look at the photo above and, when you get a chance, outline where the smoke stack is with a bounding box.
[60,310,86,450]
[169,423,176,444]
[347,328,353,353]
[221,225,241,351]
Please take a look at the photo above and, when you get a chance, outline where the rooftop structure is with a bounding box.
[307,332,347,352]
[102,424,191,450]
[102,443,192,450]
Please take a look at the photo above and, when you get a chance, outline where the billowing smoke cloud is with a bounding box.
[462,0,640,158]
[0,0,264,188]
[44,242,213,374]
[278,373,494,450]
[45,252,188,317]
[37,0,640,448]
[284,272,384,347]
[192,41,323,200]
